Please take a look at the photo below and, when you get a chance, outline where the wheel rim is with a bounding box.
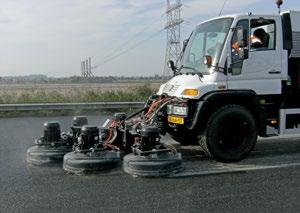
[217,115,251,150]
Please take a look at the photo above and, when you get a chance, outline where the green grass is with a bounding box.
[0,83,156,117]
[0,84,155,104]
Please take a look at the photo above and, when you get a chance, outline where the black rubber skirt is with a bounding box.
[63,150,121,174]
[123,153,182,177]
[27,145,72,165]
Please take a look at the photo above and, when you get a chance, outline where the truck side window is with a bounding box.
[250,19,275,51]
[231,19,249,75]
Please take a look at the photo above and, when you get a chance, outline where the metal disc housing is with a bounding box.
[123,152,182,177]
[27,145,72,165]
[63,150,121,174]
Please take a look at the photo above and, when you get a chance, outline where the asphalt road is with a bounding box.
[0,115,300,213]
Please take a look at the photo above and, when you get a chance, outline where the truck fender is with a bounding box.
[187,90,267,136]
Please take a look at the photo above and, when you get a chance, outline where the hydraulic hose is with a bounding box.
[125,106,148,120]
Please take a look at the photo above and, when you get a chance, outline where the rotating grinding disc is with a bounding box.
[123,152,182,177]
[63,150,121,175]
[27,145,72,165]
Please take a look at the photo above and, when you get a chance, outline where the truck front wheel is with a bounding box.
[199,105,257,162]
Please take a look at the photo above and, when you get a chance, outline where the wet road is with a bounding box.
[0,115,300,213]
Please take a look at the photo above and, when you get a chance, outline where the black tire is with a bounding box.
[199,105,257,162]
[168,129,198,145]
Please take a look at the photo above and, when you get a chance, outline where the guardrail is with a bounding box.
[0,102,145,111]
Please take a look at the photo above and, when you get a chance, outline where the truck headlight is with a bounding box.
[167,105,188,116]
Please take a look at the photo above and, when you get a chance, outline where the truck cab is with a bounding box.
[157,11,300,162]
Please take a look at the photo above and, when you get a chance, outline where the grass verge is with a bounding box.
[0,83,154,117]
[0,83,155,104]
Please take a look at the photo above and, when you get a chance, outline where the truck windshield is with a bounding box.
[180,18,233,75]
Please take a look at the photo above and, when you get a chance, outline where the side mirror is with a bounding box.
[168,60,175,70]
[203,55,212,67]
[168,60,177,76]
[238,48,249,60]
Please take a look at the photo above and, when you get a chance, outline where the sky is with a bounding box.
[0,0,299,77]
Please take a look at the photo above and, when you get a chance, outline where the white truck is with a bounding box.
[28,10,300,177]
[157,10,300,162]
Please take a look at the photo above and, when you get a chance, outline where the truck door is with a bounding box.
[227,17,282,95]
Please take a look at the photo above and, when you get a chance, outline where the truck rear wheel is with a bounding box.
[199,105,257,162]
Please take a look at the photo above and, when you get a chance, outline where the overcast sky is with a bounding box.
[0,0,299,77]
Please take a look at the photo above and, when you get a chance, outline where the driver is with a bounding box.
[232,28,265,53]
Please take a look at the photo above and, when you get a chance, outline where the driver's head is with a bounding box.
[253,28,269,47]
[253,28,266,38]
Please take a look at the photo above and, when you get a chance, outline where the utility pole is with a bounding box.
[164,0,184,79]
[81,61,84,76]
[81,57,94,78]
[88,57,92,77]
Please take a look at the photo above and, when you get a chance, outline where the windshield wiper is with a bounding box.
[179,65,204,78]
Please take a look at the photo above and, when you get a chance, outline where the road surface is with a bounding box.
[0,115,299,213]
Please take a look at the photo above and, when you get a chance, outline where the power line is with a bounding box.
[80,12,165,76]
[80,3,172,75]
[93,29,164,68]
[92,13,166,66]
[219,0,228,16]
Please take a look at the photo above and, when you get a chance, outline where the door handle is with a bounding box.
[268,70,281,74]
